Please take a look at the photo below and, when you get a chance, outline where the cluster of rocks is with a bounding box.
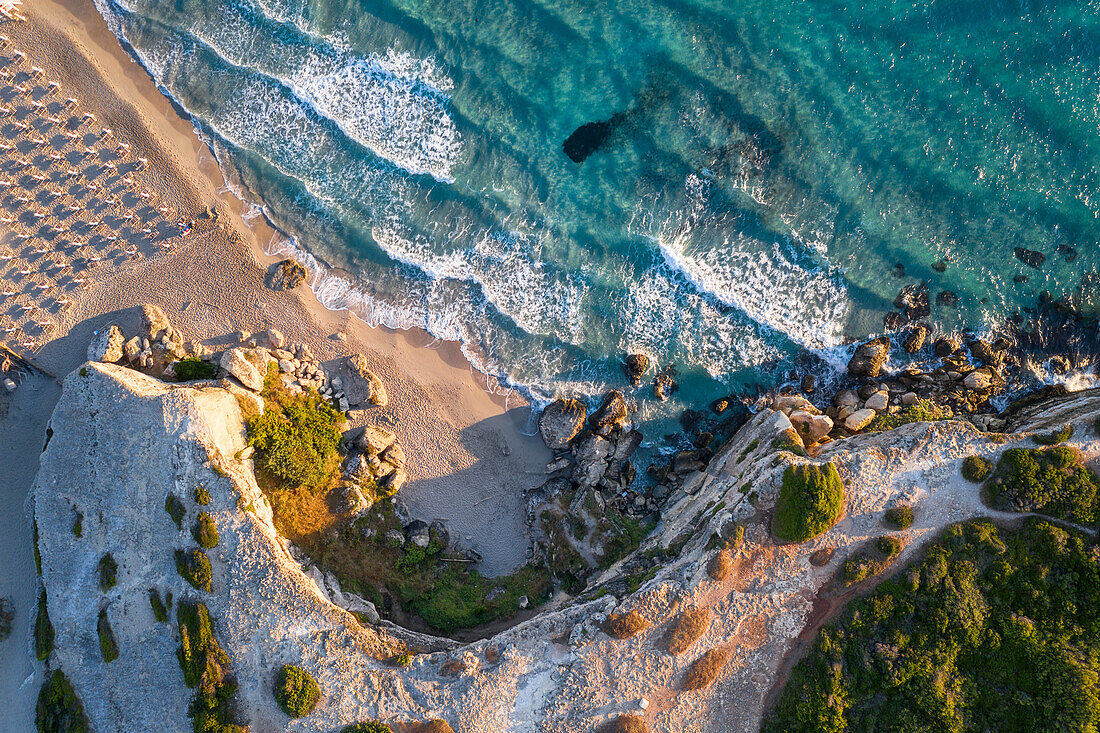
[87,304,191,374]
[621,353,679,402]
[334,425,408,516]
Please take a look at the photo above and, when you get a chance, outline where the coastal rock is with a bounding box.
[381,468,407,495]
[123,336,142,364]
[332,483,370,516]
[864,391,889,412]
[847,337,891,378]
[773,394,816,415]
[934,335,961,357]
[538,398,587,450]
[340,355,388,407]
[404,520,430,549]
[219,348,264,392]
[356,426,396,456]
[589,390,628,433]
[968,340,1002,367]
[843,408,877,432]
[963,366,998,392]
[263,329,286,349]
[790,411,834,443]
[266,259,307,290]
[623,354,649,386]
[902,324,928,353]
[572,433,611,487]
[936,290,958,307]
[893,281,930,321]
[87,324,125,363]
[653,370,677,401]
[834,389,860,409]
[1014,247,1045,269]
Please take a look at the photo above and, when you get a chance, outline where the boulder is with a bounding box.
[429,520,450,551]
[847,337,891,378]
[571,433,611,487]
[653,371,677,401]
[341,593,379,624]
[380,443,406,469]
[589,390,628,432]
[340,355,388,407]
[140,304,169,341]
[834,389,860,409]
[902,324,928,353]
[538,398,587,450]
[381,468,407,495]
[1014,247,1045,269]
[968,340,1002,367]
[623,354,649,386]
[611,429,643,464]
[263,329,285,349]
[963,367,996,392]
[123,336,142,364]
[893,281,930,321]
[331,483,370,516]
[87,324,125,363]
[219,348,264,392]
[404,520,430,549]
[790,410,833,443]
[864,391,889,411]
[384,529,405,548]
[843,408,877,432]
[934,335,961,358]
[773,394,816,415]
[356,426,396,456]
[265,259,307,290]
[672,450,706,475]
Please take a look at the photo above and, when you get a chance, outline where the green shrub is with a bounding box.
[876,535,902,557]
[176,548,213,592]
[883,504,914,529]
[342,724,393,733]
[193,512,219,549]
[194,485,211,505]
[766,519,1100,733]
[246,385,344,491]
[97,609,118,663]
[842,556,872,585]
[962,455,993,482]
[274,664,320,718]
[34,590,54,661]
[98,553,118,592]
[149,588,172,623]
[987,446,1100,524]
[165,494,186,528]
[35,670,89,733]
[773,463,845,542]
[0,597,13,642]
[176,602,246,733]
[1034,424,1073,445]
[174,357,217,381]
[869,399,952,430]
[72,512,82,538]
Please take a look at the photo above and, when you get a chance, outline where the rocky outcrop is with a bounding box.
[846,337,890,377]
[86,324,125,363]
[538,398,587,450]
[265,259,307,290]
[623,354,649,386]
[219,347,264,392]
[339,354,388,408]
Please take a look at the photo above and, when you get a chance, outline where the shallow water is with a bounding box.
[95,0,1100,422]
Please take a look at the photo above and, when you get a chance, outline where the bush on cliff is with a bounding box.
[962,455,993,483]
[34,590,54,661]
[35,670,90,733]
[176,601,246,733]
[774,463,844,542]
[97,609,118,663]
[342,723,393,733]
[173,357,217,381]
[274,664,320,718]
[247,377,343,491]
[193,512,219,549]
[176,548,213,592]
[1034,424,1073,445]
[98,553,118,592]
[986,446,1099,524]
[765,519,1100,732]
[165,493,186,528]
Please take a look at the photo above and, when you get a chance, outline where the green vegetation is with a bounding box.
[97,609,118,663]
[165,494,186,528]
[395,653,412,668]
[98,553,117,592]
[884,504,914,530]
[246,368,344,491]
[962,455,993,483]
[0,597,13,641]
[193,512,219,549]
[868,399,952,431]
[194,485,211,505]
[772,428,807,456]
[176,601,246,733]
[774,463,845,542]
[149,588,172,623]
[33,518,42,575]
[274,664,320,718]
[737,438,760,462]
[876,535,902,557]
[1034,424,1073,445]
[174,357,217,381]
[176,548,213,592]
[986,446,1099,525]
[35,670,90,733]
[34,590,54,661]
[766,519,1100,733]
[72,511,82,538]
[342,724,393,733]
[78,367,88,377]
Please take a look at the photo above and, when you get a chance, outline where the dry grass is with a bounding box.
[681,647,731,690]
[663,607,711,655]
[604,610,648,640]
[707,548,734,581]
[598,714,649,733]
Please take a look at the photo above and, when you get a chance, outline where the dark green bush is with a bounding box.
[176,602,246,733]
[193,512,219,549]
[883,504,914,529]
[341,723,393,733]
[194,485,211,505]
[962,455,993,483]
[247,386,343,491]
[1034,424,1073,445]
[773,463,844,542]
[176,548,213,592]
[876,535,902,557]
[34,590,54,661]
[174,357,217,381]
[97,609,118,663]
[766,519,1100,733]
[35,670,89,733]
[149,588,172,623]
[72,512,82,538]
[987,446,1100,524]
[0,597,13,642]
[274,664,320,718]
[98,553,117,592]
[33,518,42,575]
[165,494,186,528]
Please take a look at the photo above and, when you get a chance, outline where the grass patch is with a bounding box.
[165,494,186,528]
[774,463,844,543]
[274,664,320,718]
[664,607,711,655]
[97,609,118,663]
[1034,424,1073,445]
[34,590,54,661]
[194,485,211,505]
[174,357,217,381]
[176,601,246,732]
[72,511,82,538]
[884,504,914,530]
[33,518,41,575]
[35,670,90,733]
[149,588,172,623]
[738,438,760,463]
[766,519,1100,732]
[962,455,993,483]
[868,399,952,430]
[176,548,213,592]
[604,610,648,639]
[193,512,219,549]
[682,647,731,690]
[986,446,1100,525]
[98,553,117,592]
[342,724,393,733]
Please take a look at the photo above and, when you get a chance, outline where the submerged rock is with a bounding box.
[562,116,622,163]
[265,259,307,290]
[623,354,649,386]
[893,281,930,321]
[1014,247,1046,269]
[902,324,928,353]
[538,398,587,450]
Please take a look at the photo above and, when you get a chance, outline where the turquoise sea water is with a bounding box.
[95,0,1099,420]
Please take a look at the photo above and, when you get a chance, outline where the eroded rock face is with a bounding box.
[539,398,587,450]
[87,324,125,363]
[340,354,388,407]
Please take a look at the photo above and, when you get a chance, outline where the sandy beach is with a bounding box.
[0,0,548,722]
